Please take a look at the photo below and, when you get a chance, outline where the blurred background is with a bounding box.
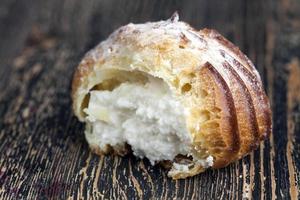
[0,0,299,199]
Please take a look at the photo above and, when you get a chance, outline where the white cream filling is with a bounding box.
[84,75,213,168]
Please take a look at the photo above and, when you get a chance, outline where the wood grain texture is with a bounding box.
[0,0,299,199]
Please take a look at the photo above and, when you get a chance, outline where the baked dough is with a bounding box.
[72,13,272,179]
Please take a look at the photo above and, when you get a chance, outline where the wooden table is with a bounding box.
[0,0,299,199]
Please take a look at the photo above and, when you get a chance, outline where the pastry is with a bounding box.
[72,13,272,179]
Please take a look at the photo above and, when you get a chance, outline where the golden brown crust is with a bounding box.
[90,144,130,157]
[201,29,272,141]
[200,28,260,78]
[194,62,240,168]
[222,61,260,155]
[72,16,272,178]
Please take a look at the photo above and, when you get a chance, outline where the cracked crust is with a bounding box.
[72,14,272,179]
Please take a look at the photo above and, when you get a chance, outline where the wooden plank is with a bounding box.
[266,0,300,199]
[0,0,299,199]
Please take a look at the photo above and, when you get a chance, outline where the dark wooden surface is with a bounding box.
[0,0,299,199]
